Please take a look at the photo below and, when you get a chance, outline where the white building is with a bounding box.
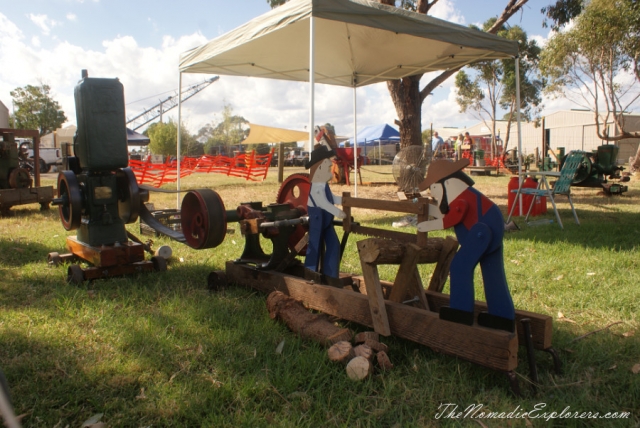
[461,110,640,163]
[0,100,9,128]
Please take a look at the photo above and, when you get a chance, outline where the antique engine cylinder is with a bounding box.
[54,70,147,247]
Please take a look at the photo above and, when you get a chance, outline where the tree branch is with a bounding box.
[419,0,529,101]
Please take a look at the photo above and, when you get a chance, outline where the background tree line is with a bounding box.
[8,0,639,160]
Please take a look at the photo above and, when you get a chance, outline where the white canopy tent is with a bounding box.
[177,0,522,197]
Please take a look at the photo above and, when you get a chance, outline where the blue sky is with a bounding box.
[0,0,571,138]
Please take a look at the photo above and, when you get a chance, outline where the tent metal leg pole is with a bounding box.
[177,72,183,209]
[515,56,524,216]
[353,86,358,197]
[309,16,315,153]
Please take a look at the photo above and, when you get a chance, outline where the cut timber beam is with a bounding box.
[350,275,553,351]
[226,261,518,372]
[425,290,553,350]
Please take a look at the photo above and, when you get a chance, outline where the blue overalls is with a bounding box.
[448,187,515,320]
[304,185,341,278]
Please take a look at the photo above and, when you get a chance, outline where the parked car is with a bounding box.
[285,149,309,166]
[17,139,62,173]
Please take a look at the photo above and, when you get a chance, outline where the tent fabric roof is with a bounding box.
[347,123,399,146]
[127,127,150,146]
[240,123,309,144]
[179,0,519,87]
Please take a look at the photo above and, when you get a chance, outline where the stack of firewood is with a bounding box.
[328,331,393,380]
[266,291,393,380]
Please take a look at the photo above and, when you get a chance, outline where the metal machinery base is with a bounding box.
[48,236,166,284]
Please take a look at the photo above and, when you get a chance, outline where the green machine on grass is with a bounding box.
[563,144,630,195]
[49,70,167,282]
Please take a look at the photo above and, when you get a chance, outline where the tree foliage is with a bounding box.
[10,84,67,136]
[539,0,640,141]
[541,0,585,30]
[147,119,201,157]
[197,102,249,155]
[455,20,542,156]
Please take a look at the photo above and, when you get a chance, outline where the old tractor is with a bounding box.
[0,129,54,215]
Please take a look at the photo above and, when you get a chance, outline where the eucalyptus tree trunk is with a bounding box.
[379,0,529,149]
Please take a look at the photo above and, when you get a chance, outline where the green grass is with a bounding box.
[1,166,639,427]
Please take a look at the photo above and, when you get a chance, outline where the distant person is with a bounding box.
[463,132,473,150]
[455,133,464,160]
[431,132,444,159]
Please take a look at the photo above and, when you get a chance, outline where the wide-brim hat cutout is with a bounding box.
[419,159,469,191]
[305,144,335,169]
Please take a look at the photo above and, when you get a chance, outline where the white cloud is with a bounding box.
[67,13,77,22]
[0,9,501,141]
[28,13,60,36]
[430,0,465,24]
[31,36,40,47]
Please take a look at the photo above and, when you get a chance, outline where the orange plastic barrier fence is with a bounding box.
[129,148,274,187]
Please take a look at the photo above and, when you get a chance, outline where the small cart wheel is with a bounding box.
[151,256,167,272]
[48,252,62,267]
[67,265,84,284]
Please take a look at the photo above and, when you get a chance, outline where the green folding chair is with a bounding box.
[511,150,585,229]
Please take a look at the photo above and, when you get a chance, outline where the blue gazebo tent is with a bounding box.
[344,123,400,147]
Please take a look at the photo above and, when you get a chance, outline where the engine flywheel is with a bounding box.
[180,189,227,249]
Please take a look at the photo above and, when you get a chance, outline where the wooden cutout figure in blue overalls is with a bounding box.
[417,159,516,332]
[304,144,347,278]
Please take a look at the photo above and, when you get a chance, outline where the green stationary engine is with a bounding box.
[53,69,148,247]
[567,145,630,195]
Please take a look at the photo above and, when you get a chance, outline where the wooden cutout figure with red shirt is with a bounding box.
[417,159,516,332]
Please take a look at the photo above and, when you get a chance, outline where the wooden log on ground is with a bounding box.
[376,351,394,371]
[328,341,354,364]
[354,331,379,344]
[346,356,372,380]
[266,291,352,346]
[364,339,389,354]
[353,344,373,361]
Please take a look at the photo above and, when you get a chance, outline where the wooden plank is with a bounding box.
[225,262,518,372]
[349,225,417,243]
[66,237,145,267]
[425,290,553,350]
[0,186,54,207]
[388,243,421,303]
[342,192,352,232]
[343,195,427,215]
[82,260,155,280]
[427,236,459,292]
[358,241,391,336]
[350,276,552,350]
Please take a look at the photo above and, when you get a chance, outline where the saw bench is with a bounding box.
[177,175,559,394]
